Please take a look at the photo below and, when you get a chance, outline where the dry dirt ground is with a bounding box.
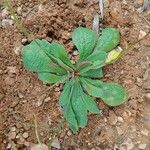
[0,0,150,150]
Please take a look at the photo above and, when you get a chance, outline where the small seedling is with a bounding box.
[22,27,127,133]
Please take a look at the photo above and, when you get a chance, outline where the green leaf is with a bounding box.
[59,79,74,107]
[65,103,79,133]
[80,68,103,78]
[81,92,100,114]
[59,80,79,133]
[38,73,67,84]
[22,40,66,75]
[79,51,107,74]
[71,82,87,128]
[72,27,97,61]
[34,39,74,72]
[100,83,127,106]
[95,28,120,52]
[80,77,103,97]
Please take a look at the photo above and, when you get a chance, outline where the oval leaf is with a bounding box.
[72,27,97,61]
[95,28,120,52]
[22,40,66,75]
[101,83,127,106]
[71,82,88,128]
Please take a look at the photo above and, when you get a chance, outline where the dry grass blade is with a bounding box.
[99,0,104,20]
[33,114,45,150]
[93,14,100,34]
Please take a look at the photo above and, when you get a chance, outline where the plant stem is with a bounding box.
[3,0,34,40]
[33,114,44,150]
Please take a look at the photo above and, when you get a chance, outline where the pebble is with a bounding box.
[21,38,28,44]
[17,91,24,99]
[138,30,147,40]
[67,131,72,136]
[6,143,12,149]
[36,94,47,107]
[141,129,149,136]
[17,7,22,15]
[54,87,60,92]
[44,97,51,102]
[22,132,29,139]
[17,137,25,145]
[8,131,16,140]
[14,45,23,55]
[116,126,124,135]
[51,138,61,149]
[30,144,48,150]
[7,66,17,74]
[117,116,124,123]
[2,19,14,28]
[138,143,147,149]
[10,126,16,132]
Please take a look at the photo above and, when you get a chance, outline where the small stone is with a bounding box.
[10,126,16,132]
[17,7,22,15]
[138,143,147,149]
[67,131,72,136]
[51,138,61,149]
[73,51,78,56]
[2,19,14,28]
[116,126,124,135]
[117,116,124,123]
[123,110,131,119]
[22,132,29,139]
[3,140,7,144]
[17,91,24,99]
[30,144,48,150]
[21,38,28,44]
[14,45,23,55]
[36,94,47,107]
[138,30,147,40]
[17,137,25,145]
[44,97,51,102]
[8,132,16,140]
[7,66,17,74]
[16,133,21,139]
[141,129,149,136]
[54,87,60,92]
[6,143,12,149]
